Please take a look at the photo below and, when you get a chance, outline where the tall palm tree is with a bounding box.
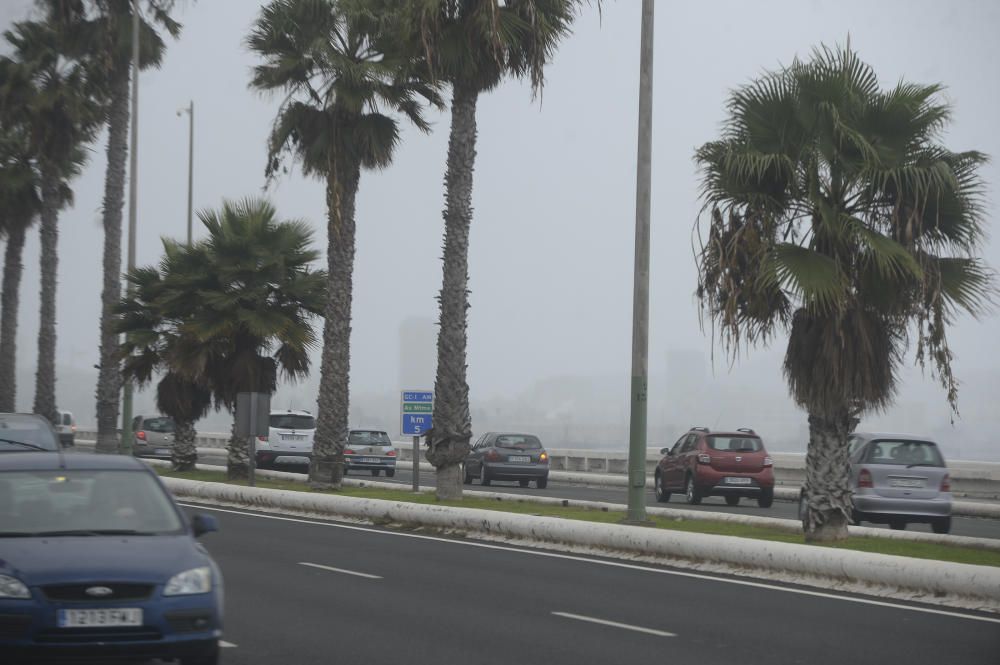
[117,250,214,470]
[396,0,588,499]
[0,122,41,412]
[247,0,440,488]
[182,198,326,479]
[2,18,101,424]
[38,0,181,454]
[694,45,995,541]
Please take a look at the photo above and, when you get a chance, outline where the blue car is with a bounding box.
[0,452,224,664]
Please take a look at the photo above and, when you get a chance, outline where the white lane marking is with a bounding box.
[298,561,382,579]
[179,503,1000,625]
[219,640,237,648]
[552,611,676,637]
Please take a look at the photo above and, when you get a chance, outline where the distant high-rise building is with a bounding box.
[398,317,436,390]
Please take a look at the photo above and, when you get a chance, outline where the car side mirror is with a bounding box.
[191,514,218,538]
[660,447,671,456]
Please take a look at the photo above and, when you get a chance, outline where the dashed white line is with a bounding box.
[552,612,676,637]
[219,640,237,648]
[298,561,383,579]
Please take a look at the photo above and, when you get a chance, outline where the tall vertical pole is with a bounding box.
[186,100,193,245]
[120,0,140,454]
[412,436,420,492]
[626,0,654,522]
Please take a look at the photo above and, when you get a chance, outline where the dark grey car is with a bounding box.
[463,432,549,489]
[0,413,59,453]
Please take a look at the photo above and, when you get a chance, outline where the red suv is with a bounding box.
[654,427,774,507]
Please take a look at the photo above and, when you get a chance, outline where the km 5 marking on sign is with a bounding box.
[400,389,434,437]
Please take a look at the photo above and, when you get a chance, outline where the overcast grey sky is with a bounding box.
[2,0,998,445]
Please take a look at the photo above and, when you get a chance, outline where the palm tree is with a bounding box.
[694,45,995,541]
[1,18,101,424]
[247,0,440,488]
[0,123,41,412]
[38,0,181,454]
[395,0,589,499]
[181,198,326,479]
[117,250,214,470]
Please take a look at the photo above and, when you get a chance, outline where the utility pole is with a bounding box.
[120,0,140,454]
[178,100,194,244]
[626,0,654,523]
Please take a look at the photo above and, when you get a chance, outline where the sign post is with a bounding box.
[401,390,433,492]
[236,392,270,487]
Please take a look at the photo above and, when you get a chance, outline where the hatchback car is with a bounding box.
[463,432,550,489]
[0,413,60,454]
[255,410,316,468]
[132,415,176,459]
[654,427,775,507]
[802,432,952,533]
[344,429,397,476]
[0,452,224,664]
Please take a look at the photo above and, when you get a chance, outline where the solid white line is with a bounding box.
[298,561,382,580]
[219,640,237,648]
[552,611,676,637]
[178,502,1000,625]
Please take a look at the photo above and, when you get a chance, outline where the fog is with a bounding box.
[2,0,998,460]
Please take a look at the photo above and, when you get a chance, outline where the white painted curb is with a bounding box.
[160,475,1000,604]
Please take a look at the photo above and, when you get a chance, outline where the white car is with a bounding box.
[255,410,316,468]
[55,409,75,447]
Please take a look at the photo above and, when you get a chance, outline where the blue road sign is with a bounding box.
[401,389,434,436]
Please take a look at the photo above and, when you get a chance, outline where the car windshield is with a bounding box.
[270,414,316,430]
[707,436,763,452]
[349,431,391,445]
[142,417,174,433]
[495,435,542,450]
[865,440,944,467]
[0,419,58,452]
[0,470,184,536]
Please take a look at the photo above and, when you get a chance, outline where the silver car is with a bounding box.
[344,429,397,477]
[839,432,952,533]
[131,415,176,459]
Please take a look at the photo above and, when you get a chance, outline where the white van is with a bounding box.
[55,409,75,447]
[255,409,316,468]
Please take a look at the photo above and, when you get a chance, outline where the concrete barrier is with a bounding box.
[159,474,1000,608]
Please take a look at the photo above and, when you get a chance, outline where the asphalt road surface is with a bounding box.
[186,502,1000,665]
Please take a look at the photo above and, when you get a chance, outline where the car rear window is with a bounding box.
[707,436,763,452]
[0,419,58,452]
[61,413,72,426]
[270,414,316,430]
[142,417,174,433]
[865,440,944,467]
[495,435,542,450]
[348,431,391,445]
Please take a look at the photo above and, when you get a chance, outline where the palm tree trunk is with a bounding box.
[309,159,360,490]
[172,418,197,472]
[96,75,130,454]
[0,223,27,412]
[801,410,856,542]
[33,172,60,424]
[227,421,249,481]
[427,83,479,501]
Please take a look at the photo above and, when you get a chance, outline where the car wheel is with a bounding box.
[519,479,530,487]
[889,519,906,530]
[536,476,548,489]
[181,643,219,665]
[462,463,472,485]
[931,516,951,534]
[385,469,396,478]
[725,495,740,507]
[480,464,491,487]
[851,509,863,526]
[371,469,380,477]
[685,475,702,505]
[757,488,774,509]
[654,472,670,503]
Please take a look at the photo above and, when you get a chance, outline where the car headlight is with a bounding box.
[0,574,30,599]
[164,567,212,596]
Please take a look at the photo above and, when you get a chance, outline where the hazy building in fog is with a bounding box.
[398,317,436,391]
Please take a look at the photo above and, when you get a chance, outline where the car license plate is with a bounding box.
[282,434,304,441]
[725,477,752,485]
[360,457,380,463]
[58,608,142,628]
[890,478,924,488]
[508,456,531,463]
[155,448,170,455]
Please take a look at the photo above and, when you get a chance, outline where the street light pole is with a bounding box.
[177,100,193,245]
[626,0,654,523]
[120,0,140,454]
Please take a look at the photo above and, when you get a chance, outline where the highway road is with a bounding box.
[186,502,1000,665]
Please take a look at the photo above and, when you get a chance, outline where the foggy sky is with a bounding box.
[1,1,998,450]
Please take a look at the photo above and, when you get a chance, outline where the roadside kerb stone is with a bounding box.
[160,474,1000,607]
